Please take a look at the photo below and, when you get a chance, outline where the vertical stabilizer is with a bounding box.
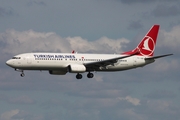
[123,25,160,56]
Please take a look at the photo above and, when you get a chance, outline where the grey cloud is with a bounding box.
[71,97,137,110]
[146,100,180,120]
[157,25,180,53]
[0,29,71,54]
[0,29,128,55]
[120,0,153,4]
[0,109,20,120]
[39,98,107,120]
[119,0,178,4]
[0,93,36,105]
[0,93,8,101]
[137,100,180,120]
[8,95,36,104]
[69,109,101,120]
[67,89,131,99]
[144,90,176,99]
[27,1,46,7]
[0,72,131,97]
[11,110,30,120]
[152,5,180,17]
[128,20,143,30]
[0,7,14,17]
[39,98,71,109]
[0,109,43,120]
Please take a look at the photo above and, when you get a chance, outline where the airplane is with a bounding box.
[6,25,173,79]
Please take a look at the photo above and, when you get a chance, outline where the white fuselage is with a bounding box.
[6,53,153,72]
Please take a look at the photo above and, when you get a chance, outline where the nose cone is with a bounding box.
[6,60,13,67]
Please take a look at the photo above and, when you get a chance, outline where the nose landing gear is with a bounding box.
[15,69,25,77]
[20,72,25,77]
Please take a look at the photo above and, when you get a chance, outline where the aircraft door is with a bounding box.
[133,59,137,67]
[133,57,144,67]
[26,55,32,64]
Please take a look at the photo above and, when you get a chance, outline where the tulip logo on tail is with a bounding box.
[138,36,155,56]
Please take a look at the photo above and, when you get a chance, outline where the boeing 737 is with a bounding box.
[6,25,172,79]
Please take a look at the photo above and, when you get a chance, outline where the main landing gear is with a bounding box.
[76,73,82,79]
[76,72,94,79]
[87,72,94,78]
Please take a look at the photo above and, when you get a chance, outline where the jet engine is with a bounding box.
[49,70,67,75]
[68,64,86,73]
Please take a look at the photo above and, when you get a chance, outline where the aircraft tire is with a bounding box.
[76,73,82,79]
[20,73,25,77]
[87,73,94,78]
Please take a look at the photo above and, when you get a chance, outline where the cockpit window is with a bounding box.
[12,57,21,59]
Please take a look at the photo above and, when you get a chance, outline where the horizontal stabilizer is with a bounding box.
[145,54,173,60]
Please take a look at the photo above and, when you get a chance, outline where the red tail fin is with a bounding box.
[123,25,160,56]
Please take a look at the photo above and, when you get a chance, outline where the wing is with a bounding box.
[84,51,139,70]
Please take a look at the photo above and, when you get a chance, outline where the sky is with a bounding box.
[0,0,180,120]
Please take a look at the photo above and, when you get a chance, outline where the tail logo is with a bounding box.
[143,37,152,51]
[138,36,155,56]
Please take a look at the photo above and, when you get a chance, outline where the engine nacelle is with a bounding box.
[49,70,67,75]
[68,64,86,73]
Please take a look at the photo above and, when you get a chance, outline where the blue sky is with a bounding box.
[0,0,180,120]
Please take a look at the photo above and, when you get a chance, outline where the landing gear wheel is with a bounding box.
[87,72,94,78]
[20,73,25,77]
[76,73,82,79]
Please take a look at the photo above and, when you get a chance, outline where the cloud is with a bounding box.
[1,109,20,120]
[118,96,141,106]
[75,89,129,98]
[144,90,176,99]
[94,74,103,82]
[152,59,179,72]
[128,20,143,30]
[0,93,36,105]
[39,98,71,109]
[0,93,8,101]
[0,109,41,120]
[58,108,100,120]
[0,29,129,55]
[0,7,14,17]
[147,100,177,114]
[8,95,36,104]
[158,25,180,49]
[68,36,129,53]
[72,96,138,109]
[0,29,70,54]
[27,1,46,7]
[119,0,178,4]
[11,110,30,120]
[152,5,180,17]
[117,108,147,120]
